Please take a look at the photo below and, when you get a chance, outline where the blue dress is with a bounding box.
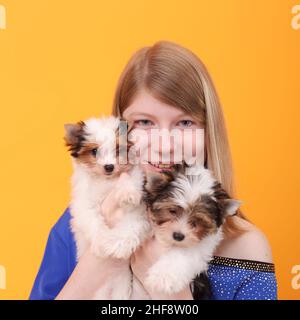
[29,207,278,300]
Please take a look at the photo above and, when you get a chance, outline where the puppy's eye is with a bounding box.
[191,221,197,228]
[169,208,177,214]
[156,219,168,226]
[91,148,98,157]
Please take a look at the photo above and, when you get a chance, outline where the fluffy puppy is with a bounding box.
[143,165,242,296]
[64,116,151,299]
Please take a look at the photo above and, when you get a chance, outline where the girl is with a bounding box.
[30,41,277,300]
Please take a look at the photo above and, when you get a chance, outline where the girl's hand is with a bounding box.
[55,247,129,300]
[130,235,169,285]
[130,235,193,300]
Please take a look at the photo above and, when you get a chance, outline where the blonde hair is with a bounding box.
[111,40,247,235]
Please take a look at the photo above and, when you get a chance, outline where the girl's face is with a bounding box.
[123,89,205,174]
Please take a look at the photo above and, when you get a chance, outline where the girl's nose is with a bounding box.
[151,129,176,163]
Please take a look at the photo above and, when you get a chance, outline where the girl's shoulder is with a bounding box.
[51,207,73,241]
[29,207,77,299]
[215,216,274,263]
[208,218,277,300]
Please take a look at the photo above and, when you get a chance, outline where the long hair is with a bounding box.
[111,40,247,235]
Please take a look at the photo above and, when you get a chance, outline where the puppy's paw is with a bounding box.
[125,190,142,207]
[102,237,139,259]
[116,188,142,207]
[145,268,187,295]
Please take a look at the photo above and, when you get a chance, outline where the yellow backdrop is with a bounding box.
[0,0,299,300]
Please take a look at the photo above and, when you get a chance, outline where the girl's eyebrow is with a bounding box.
[126,112,157,118]
[175,113,195,119]
[127,111,190,119]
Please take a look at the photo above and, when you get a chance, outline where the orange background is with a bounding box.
[0,0,299,299]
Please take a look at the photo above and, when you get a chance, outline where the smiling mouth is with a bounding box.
[150,163,174,169]
[147,162,186,171]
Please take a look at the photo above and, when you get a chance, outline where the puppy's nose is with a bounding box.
[173,232,185,241]
[104,164,114,173]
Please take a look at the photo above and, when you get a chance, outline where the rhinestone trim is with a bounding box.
[209,255,275,273]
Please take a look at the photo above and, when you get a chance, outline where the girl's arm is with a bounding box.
[55,249,128,300]
[55,176,131,300]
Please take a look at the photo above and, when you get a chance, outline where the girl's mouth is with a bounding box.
[146,162,183,172]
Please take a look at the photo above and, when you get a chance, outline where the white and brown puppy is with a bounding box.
[64,116,151,299]
[143,165,242,296]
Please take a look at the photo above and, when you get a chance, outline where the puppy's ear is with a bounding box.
[212,181,242,216]
[221,199,242,216]
[143,171,174,207]
[144,171,174,194]
[64,121,86,157]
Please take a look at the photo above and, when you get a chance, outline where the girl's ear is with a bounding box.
[222,199,243,216]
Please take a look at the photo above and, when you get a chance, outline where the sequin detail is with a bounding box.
[205,256,278,300]
[210,256,275,273]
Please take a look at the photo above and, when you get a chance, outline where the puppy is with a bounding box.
[64,116,151,299]
[143,165,242,297]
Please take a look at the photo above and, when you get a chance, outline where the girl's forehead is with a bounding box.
[122,90,188,120]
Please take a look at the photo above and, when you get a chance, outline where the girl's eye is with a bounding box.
[134,119,154,127]
[91,148,98,157]
[177,120,194,128]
